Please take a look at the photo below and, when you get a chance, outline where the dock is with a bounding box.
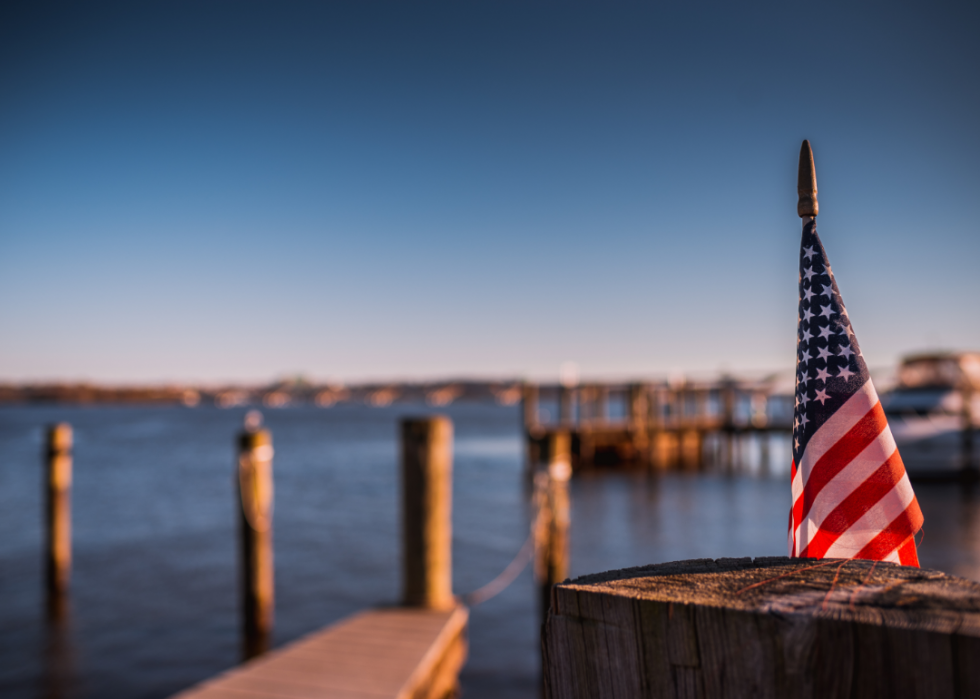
[523,380,793,470]
[171,606,468,699]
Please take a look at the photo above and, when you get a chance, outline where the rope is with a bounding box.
[461,533,536,606]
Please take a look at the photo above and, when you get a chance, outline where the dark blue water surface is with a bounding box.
[1,404,978,698]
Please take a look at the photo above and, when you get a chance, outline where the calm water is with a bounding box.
[2,404,979,698]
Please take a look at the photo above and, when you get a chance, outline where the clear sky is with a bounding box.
[1,1,978,384]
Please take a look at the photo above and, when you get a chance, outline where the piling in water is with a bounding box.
[535,431,571,624]
[401,416,454,610]
[237,426,274,659]
[45,423,72,612]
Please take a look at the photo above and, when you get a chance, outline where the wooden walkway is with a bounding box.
[171,606,468,699]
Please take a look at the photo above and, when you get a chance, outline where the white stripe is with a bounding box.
[787,510,795,557]
[823,473,916,558]
[883,549,901,564]
[794,425,895,551]
[791,380,879,506]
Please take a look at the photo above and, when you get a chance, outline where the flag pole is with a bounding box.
[797,140,818,218]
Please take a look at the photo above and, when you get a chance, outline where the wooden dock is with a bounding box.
[171,606,468,699]
[523,380,793,470]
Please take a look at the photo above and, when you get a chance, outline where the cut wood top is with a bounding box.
[553,556,980,637]
[170,606,467,699]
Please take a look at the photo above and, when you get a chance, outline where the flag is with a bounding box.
[789,216,923,566]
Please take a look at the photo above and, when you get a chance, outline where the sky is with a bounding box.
[1,1,978,384]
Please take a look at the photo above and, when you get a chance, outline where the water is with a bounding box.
[2,404,979,698]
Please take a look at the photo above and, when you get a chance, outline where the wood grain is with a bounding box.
[171,606,467,699]
[543,557,980,699]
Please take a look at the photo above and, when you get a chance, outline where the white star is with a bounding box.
[803,307,814,322]
[804,246,816,261]
[799,350,811,365]
[839,344,854,360]
[800,392,810,408]
[818,325,832,340]
[794,416,799,430]
[816,367,831,383]
[815,388,830,404]
[819,304,834,318]
[803,267,816,282]
[800,371,811,385]
[800,413,809,429]
[820,284,833,298]
[837,366,855,381]
[803,287,815,302]
[817,346,834,361]
[794,437,800,450]
[801,327,813,343]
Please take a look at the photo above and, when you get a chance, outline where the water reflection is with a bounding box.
[42,598,74,699]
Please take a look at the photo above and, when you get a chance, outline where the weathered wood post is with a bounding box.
[720,382,737,469]
[535,431,571,624]
[543,557,980,699]
[963,385,976,475]
[45,423,72,612]
[237,419,274,658]
[558,386,573,425]
[401,416,454,610]
[523,383,543,480]
[628,383,649,465]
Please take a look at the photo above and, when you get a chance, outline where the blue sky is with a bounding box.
[1,1,978,383]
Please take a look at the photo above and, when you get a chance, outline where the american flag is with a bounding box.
[789,216,923,566]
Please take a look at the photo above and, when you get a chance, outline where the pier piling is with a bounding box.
[237,423,274,658]
[45,423,72,609]
[401,416,454,610]
[544,557,980,699]
[535,431,571,623]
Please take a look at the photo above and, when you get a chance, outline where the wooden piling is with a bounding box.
[45,424,72,606]
[401,417,454,611]
[535,432,571,623]
[544,557,980,699]
[558,386,573,424]
[963,386,976,474]
[237,427,274,658]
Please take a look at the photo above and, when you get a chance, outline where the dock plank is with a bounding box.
[171,607,468,699]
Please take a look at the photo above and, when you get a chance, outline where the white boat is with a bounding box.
[881,352,980,479]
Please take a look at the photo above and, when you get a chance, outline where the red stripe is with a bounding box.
[897,537,920,567]
[799,450,904,559]
[798,402,888,525]
[790,459,798,557]
[855,499,924,563]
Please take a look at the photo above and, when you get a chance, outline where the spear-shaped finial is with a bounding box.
[797,139,818,217]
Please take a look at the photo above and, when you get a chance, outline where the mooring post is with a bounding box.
[558,386,573,425]
[535,431,571,624]
[237,417,274,659]
[523,384,543,480]
[963,385,976,475]
[45,423,72,611]
[401,416,454,610]
[543,557,980,699]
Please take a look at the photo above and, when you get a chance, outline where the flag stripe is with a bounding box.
[897,537,920,567]
[800,450,906,558]
[822,473,919,558]
[791,380,878,503]
[793,421,896,550]
[855,500,923,561]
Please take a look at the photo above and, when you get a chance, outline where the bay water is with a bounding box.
[1,404,978,698]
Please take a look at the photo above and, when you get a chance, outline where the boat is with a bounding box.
[881,352,980,479]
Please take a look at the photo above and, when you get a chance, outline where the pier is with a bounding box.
[522,379,792,471]
[173,606,468,699]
